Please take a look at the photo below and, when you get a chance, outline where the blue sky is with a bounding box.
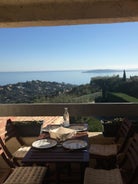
[0,22,138,72]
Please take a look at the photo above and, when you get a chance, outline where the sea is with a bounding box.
[0,70,138,86]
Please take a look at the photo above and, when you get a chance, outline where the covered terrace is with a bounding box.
[0,0,138,184]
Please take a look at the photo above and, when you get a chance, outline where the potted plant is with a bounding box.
[101,117,124,137]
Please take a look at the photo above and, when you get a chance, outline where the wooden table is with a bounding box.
[22,124,89,183]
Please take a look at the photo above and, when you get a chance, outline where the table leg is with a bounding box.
[80,162,89,184]
[55,163,61,184]
[55,162,72,183]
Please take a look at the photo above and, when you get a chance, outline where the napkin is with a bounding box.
[49,126,76,141]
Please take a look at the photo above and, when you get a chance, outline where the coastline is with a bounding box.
[0,69,138,86]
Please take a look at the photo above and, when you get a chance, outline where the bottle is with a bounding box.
[63,107,70,127]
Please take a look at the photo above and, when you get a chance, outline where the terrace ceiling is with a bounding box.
[0,0,138,28]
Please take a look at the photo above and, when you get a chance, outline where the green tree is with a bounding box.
[90,75,121,100]
[122,70,126,81]
[90,77,108,99]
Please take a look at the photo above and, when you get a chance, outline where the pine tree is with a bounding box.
[123,70,126,81]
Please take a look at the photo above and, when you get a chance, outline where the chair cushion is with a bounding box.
[13,146,31,159]
[84,168,123,184]
[3,166,47,184]
[89,144,117,156]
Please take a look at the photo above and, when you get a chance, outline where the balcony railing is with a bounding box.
[0,103,137,118]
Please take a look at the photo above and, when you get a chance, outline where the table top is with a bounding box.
[22,131,89,164]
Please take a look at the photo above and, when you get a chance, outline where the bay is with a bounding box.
[0,70,138,86]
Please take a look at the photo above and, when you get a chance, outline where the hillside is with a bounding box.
[0,80,76,103]
[1,74,138,104]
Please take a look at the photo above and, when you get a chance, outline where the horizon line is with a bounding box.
[0,68,138,73]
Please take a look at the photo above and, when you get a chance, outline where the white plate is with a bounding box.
[32,139,57,149]
[69,125,87,132]
[62,139,87,150]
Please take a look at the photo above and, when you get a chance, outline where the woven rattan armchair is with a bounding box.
[0,149,47,184]
[84,133,138,184]
[3,166,47,184]
[89,119,134,169]
[0,119,32,166]
[0,135,30,166]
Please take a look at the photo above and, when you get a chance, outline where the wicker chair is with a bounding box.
[1,119,31,166]
[89,119,134,169]
[0,149,47,184]
[0,136,30,166]
[3,166,47,184]
[84,133,138,184]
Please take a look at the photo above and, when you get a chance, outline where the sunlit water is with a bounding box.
[0,70,138,86]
